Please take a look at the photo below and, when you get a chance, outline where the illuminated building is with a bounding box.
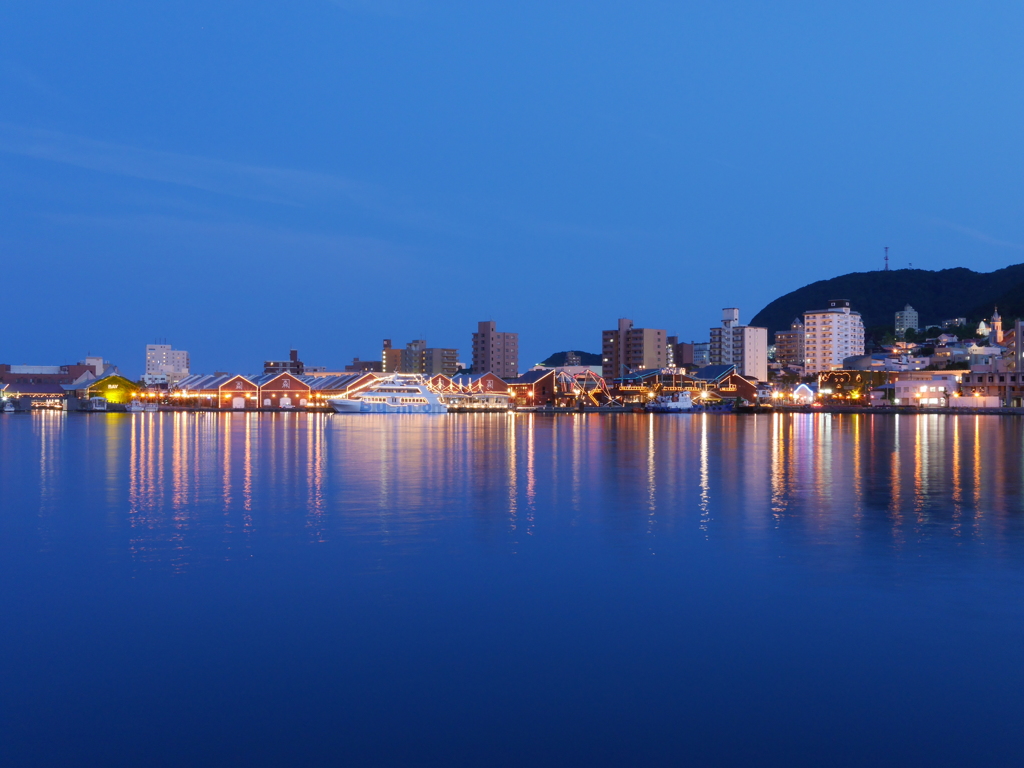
[773,318,805,367]
[708,309,768,382]
[802,300,865,375]
[472,321,519,379]
[144,343,190,386]
[0,357,107,386]
[894,305,919,339]
[382,339,459,376]
[602,318,666,378]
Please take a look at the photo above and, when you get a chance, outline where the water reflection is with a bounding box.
[6,411,1024,569]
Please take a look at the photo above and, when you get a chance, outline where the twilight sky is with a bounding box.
[2,2,1023,376]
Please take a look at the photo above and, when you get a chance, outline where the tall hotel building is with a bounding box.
[472,321,519,379]
[803,300,865,374]
[894,304,919,339]
[144,343,190,386]
[602,318,666,378]
[709,309,768,382]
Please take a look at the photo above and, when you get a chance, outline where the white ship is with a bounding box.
[126,399,146,413]
[329,374,449,414]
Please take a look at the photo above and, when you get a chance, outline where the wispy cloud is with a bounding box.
[37,209,420,269]
[930,217,1024,251]
[0,122,449,230]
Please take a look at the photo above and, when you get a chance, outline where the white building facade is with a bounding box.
[895,304,919,339]
[144,344,190,386]
[709,308,768,381]
[803,300,865,375]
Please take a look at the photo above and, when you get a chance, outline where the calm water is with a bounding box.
[2,411,1024,767]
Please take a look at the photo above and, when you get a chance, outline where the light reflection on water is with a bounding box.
[5,410,1024,767]
[3,411,1024,569]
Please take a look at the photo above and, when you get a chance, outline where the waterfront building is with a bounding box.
[803,300,865,375]
[709,309,768,382]
[264,349,305,376]
[0,381,68,410]
[172,374,260,410]
[613,368,708,404]
[889,373,962,407]
[773,319,805,367]
[692,364,759,404]
[144,343,190,386]
[508,369,558,407]
[894,305,919,339]
[792,382,817,404]
[0,357,107,387]
[171,372,380,409]
[602,318,666,378]
[961,367,1024,406]
[452,372,509,393]
[472,321,519,379]
[253,372,311,409]
[818,370,895,403]
[64,371,140,407]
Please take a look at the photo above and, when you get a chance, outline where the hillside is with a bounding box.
[750,264,1024,334]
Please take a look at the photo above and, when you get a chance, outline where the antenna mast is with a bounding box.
[884,246,889,272]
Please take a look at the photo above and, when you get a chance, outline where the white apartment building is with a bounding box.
[803,300,865,375]
[709,308,768,381]
[144,343,190,386]
[895,304,919,339]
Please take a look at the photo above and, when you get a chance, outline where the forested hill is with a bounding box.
[750,264,1024,334]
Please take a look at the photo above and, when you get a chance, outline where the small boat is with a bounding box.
[329,374,448,414]
[2,400,14,413]
[647,392,693,413]
[87,397,107,412]
[126,399,146,413]
[145,402,159,412]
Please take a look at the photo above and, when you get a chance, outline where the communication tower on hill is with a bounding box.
[884,246,889,271]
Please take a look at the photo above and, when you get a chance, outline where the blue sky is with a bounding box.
[2,2,1023,376]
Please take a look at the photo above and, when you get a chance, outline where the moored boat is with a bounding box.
[329,374,449,414]
[647,392,693,413]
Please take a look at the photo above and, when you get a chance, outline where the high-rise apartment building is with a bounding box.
[602,318,666,378]
[709,309,768,381]
[774,319,806,366]
[472,321,519,379]
[803,300,865,374]
[144,343,190,386]
[895,305,919,339]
